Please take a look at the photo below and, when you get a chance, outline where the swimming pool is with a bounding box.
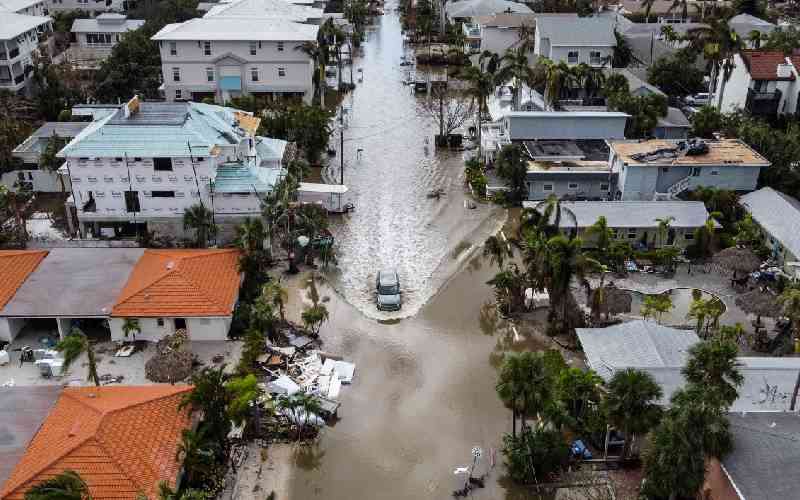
[629,288,725,326]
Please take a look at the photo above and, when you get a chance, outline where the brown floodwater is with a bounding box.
[275,5,559,499]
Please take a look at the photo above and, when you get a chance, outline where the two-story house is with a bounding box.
[533,14,615,67]
[58,97,288,241]
[0,6,51,93]
[610,138,770,201]
[461,12,535,58]
[714,50,800,118]
[152,17,318,104]
[68,13,144,68]
[44,0,133,16]
[0,0,47,16]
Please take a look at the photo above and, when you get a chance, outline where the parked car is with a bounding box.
[376,270,401,311]
[685,92,710,106]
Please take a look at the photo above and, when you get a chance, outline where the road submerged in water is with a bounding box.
[245,6,560,500]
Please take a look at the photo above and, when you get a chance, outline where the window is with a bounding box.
[175,89,182,100]
[251,68,259,82]
[151,190,176,198]
[124,190,140,212]
[169,41,177,55]
[661,167,669,173]
[86,33,112,45]
[278,67,286,77]
[543,183,553,192]
[684,232,694,240]
[154,158,173,171]
[134,157,142,162]
[157,318,165,327]
[172,67,180,82]
[249,41,257,55]
[567,51,579,64]
[114,157,122,162]
[600,183,609,191]
[277,41,284,51]
[568,182,579,190]
[589,51,602,65]
[203,41,211,55]
[175,318,187,330]
[627,229,637,239]
[710,169,719,176]
[206,67,214,82]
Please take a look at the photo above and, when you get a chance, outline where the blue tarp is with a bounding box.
[220,76,242,91]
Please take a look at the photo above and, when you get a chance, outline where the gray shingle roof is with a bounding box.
[445,0,533,18]
[576,320,700,380]
[527,201,712,229]
[657,107,691,128]
[723,412,800,500]
[730,13,776,40]
[741,187,800,261]
[535,15,616,47]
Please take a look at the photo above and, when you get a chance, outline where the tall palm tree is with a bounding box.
[278,392,324,440]
[56,328,99,386]
[121,318,141,340]
[262,281,288,322]
[536,59,573,110]
[176,429,218,487]
[495,47,536,111]
[682,339,743,408]
[606,368,663,459]
[460,65,494,160]
[688,20,743,108]
[234,217,266,256]
[668,0,689,20]
[496,352,526,438]
[483,234,512,269]
[487,263,527,314]
[587,216,613,253]
[24,470,90,500]
[183,203,216,248]
[297,41,327,109]
[655,216,675,247]
[546,234,599,332]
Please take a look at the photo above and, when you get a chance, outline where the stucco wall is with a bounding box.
[109,316,231,342]
[0,318,27,342]
[525,174,613,200]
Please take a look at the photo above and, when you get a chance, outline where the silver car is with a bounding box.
[376,270,401,311]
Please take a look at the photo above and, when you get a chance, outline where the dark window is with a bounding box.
[115,157,123,162]
[134,157,142,162]
[157,318,165,326]
[175,318,187,330]
[151,190,176,198]
[124,190,140,212]
[154,157,173,171]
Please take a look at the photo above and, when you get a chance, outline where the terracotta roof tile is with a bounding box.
[741,50,794,81]
[0,251,47,311]
[0,385,192,500]
[112,249,241,317]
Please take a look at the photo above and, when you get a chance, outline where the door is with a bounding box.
[175,318,187,332]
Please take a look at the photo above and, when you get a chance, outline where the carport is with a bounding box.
[0,248,144,342]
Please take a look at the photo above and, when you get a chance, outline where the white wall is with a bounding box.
[45,0,128,14]
[0,318,26,342]
[109,316,231,342]
[548,45,614,67]
[718,53,753,113]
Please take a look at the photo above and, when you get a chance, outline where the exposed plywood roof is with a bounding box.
[610,139,770,167]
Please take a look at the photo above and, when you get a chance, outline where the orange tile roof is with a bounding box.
[112,249,241,317]
[0,251,48,311]
[741,50,795,81]
[0,385,193,500]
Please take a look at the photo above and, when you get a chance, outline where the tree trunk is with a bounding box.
[512,406,517,438]
[791,369,800,411]
[319,64,326,109]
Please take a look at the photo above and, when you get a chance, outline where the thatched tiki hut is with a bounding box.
[589,284,632,322]
[735,289,782,325]
[713,247,761,280]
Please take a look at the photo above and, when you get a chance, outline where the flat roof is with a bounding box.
[610,139,770,167]
[299,182,348,194]
[526,160,611,173]
[152,17,319,41]
[71,17,144,33]
[1,248,144,318]
[523,139,610,161]
[0,387,62,489]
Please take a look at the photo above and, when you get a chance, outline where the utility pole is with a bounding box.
[339,108,345,185]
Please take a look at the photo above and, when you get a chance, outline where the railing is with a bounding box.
[667,175,691,198]
[746,88,782,116]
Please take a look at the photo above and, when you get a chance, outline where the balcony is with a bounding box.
[463,23,481,38]
[746,88,782,116]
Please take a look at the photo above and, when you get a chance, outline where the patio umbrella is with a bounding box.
[735,289,782,324]
[713,247,762,275]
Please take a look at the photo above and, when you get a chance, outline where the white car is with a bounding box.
[685,93,711,106]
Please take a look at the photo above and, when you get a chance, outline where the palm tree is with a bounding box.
[642,0,657,22]
[234,217,266,256]
[587,216,613,253]
[181,366,230,443]
[483,234,512,269]
[301,303,329,336]
[176,429,218,487]
[496,352,526,438]
[277,392,324,440]
[537,59,573,110]
[655,216,675,247]
[121,318,141,340]
[460,65,494,160]
[495,47,536,111]
[683,339,743,408]
[749,29,764,49]
[487,263,527,315]
[497,351,556,437]
[570,63,605,105]
[56,328,99,386]
[606,368,663,460]
[688,20,743,108]
[24,470,90,500]
[262,281,288,322]
[297,41,327,109]
[183,203,216,248]
[546,235,599,333]
[668,0,689,20]
[641,294,673,324]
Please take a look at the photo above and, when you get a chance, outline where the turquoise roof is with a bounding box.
[213,163,283,193]
[59,101,252,158]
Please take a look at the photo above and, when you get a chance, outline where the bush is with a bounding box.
[502,427,570,484]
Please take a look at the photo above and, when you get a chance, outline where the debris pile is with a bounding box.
[145,329,194,383]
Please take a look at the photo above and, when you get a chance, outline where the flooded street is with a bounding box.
[255,7,542,500]
[326,2,504,320]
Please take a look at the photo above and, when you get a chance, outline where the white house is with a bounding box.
[533,14,615,67]
[0,0,46,16]
[68,13,144,68]
[740,187,800,278]
[152,17,319,104]
[713,50,800,118]
[462,12,536,58]
[5,121,89,192]
[445,0,532,21]
[58,97,288,241]
[610,138,770,201]
[0,5,51,93]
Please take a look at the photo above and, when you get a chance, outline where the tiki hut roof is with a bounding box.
[735,289,782,318]
[591,285,633,316]
[713,247,762,273]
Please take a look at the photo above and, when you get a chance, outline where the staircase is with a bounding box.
[667,176,691,199]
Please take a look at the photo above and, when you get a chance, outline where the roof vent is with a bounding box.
[166,261,175,270]
[68,421,81,437]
